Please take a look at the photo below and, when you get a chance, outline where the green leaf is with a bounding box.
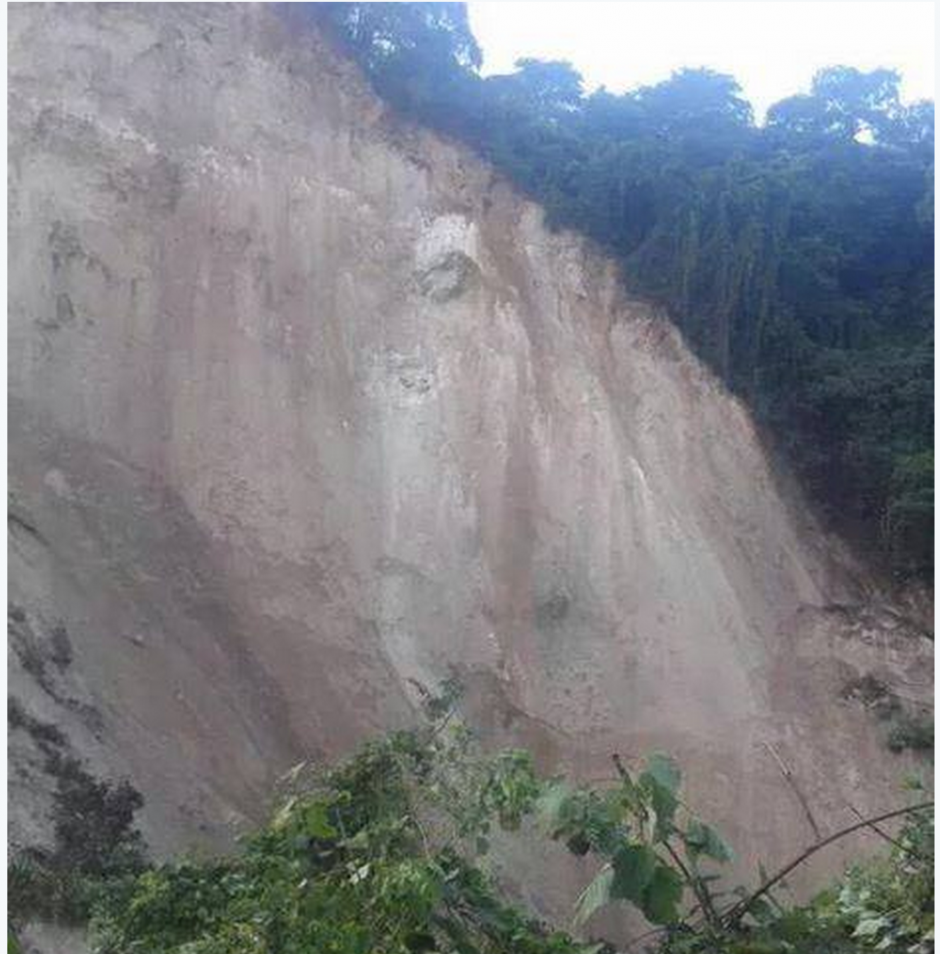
[637,754,681,837]
[304,800,338,839]
[574,865,614,927]
[610,844,657,903]
[645,783,678,838]
[685,819,733,862]
[644,754,681,794]
[640,865,684,925]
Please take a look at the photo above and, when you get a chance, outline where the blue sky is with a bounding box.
[467,2,935,119]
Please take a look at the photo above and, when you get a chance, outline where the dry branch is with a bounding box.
[722,800,934,926]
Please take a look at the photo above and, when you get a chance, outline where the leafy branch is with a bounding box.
[37,676,932,954]
[721,800,934,927]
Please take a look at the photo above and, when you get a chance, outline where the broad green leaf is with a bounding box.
[637,754,681,837]
[684,818,707,853]
[574,865,614,927]
[644,753,681,794]
[685,819,733,862]
[640,865,684,925]
[611,844,657,903]
[643,780,678,837]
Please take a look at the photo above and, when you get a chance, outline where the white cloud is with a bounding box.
[467,1,935,119]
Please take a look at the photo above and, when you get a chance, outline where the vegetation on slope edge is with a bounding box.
[301,3,933,580]
[8,682,933,954]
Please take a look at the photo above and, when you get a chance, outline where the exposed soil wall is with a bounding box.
[8,2,932,934]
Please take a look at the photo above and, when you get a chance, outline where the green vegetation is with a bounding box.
[887,712,935,754]
[6,12,935,948]
[9,684,932,954]
[304,3,933,579]
[8,699,148,930]
[7,762,146,926]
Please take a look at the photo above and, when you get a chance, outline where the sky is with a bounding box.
[467,2,935,120]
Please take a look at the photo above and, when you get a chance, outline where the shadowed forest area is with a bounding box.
[309,2,934,580]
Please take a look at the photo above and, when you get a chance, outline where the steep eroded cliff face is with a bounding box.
[8,2,931,929]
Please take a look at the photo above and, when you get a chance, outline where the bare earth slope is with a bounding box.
[8,2,932,930]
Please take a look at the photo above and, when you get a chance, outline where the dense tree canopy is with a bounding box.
[306,3,933,579]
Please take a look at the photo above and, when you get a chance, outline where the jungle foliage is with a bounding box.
[305,3,934,578]
[7,752,148,928]
[11,684,932,954]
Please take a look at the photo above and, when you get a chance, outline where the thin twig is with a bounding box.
[611,753,630,780]
[624,902,709,951]
[723,801,933,926]
[663,839,719,926]
[623,924,670,950]
[845,802,925,861]
[429,706,457,740]
[761,742,821,840]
